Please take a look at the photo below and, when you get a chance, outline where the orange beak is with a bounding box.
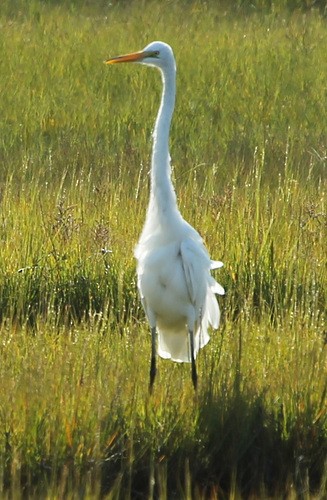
[105,50,147,65]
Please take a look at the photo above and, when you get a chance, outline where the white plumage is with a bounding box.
[106,41,224,389]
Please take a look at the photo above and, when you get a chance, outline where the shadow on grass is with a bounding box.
[99,388,326,499]
[1,385,325,498]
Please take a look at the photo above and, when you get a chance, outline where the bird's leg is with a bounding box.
[149,326,157,393]
[189,329,197,390]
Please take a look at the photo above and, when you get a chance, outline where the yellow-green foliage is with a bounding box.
[0,1,326,497]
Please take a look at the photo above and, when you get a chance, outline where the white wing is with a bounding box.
[180,238,211,306]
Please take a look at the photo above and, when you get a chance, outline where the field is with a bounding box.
[0,0,326,498]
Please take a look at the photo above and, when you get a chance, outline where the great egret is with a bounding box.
[106,41,224,390]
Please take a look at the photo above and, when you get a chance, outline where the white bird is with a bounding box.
[105,41,224,390]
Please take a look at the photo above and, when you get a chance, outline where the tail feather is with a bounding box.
[158,328,190,362]
[156,279,223,363]
[157,326,210,362]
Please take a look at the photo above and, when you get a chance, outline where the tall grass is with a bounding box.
[0,0,326,497]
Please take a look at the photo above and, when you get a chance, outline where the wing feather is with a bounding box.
[180,238,210,306]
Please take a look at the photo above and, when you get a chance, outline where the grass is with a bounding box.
[0,0,326,498]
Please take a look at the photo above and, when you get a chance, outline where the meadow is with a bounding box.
[0,0,326,498]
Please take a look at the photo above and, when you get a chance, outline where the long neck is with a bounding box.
[149,65,177,215]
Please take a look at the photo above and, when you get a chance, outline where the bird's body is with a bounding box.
[135,188,223,363]
[106,41,224,388]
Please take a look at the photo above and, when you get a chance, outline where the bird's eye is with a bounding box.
[153,50,160,57]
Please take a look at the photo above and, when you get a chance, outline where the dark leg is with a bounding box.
[149,326,157,393]
[189,329,197,390]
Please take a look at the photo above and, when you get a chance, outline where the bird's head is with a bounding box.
[105,41,176,72]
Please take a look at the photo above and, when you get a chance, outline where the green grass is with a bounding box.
[0,0,326,498]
